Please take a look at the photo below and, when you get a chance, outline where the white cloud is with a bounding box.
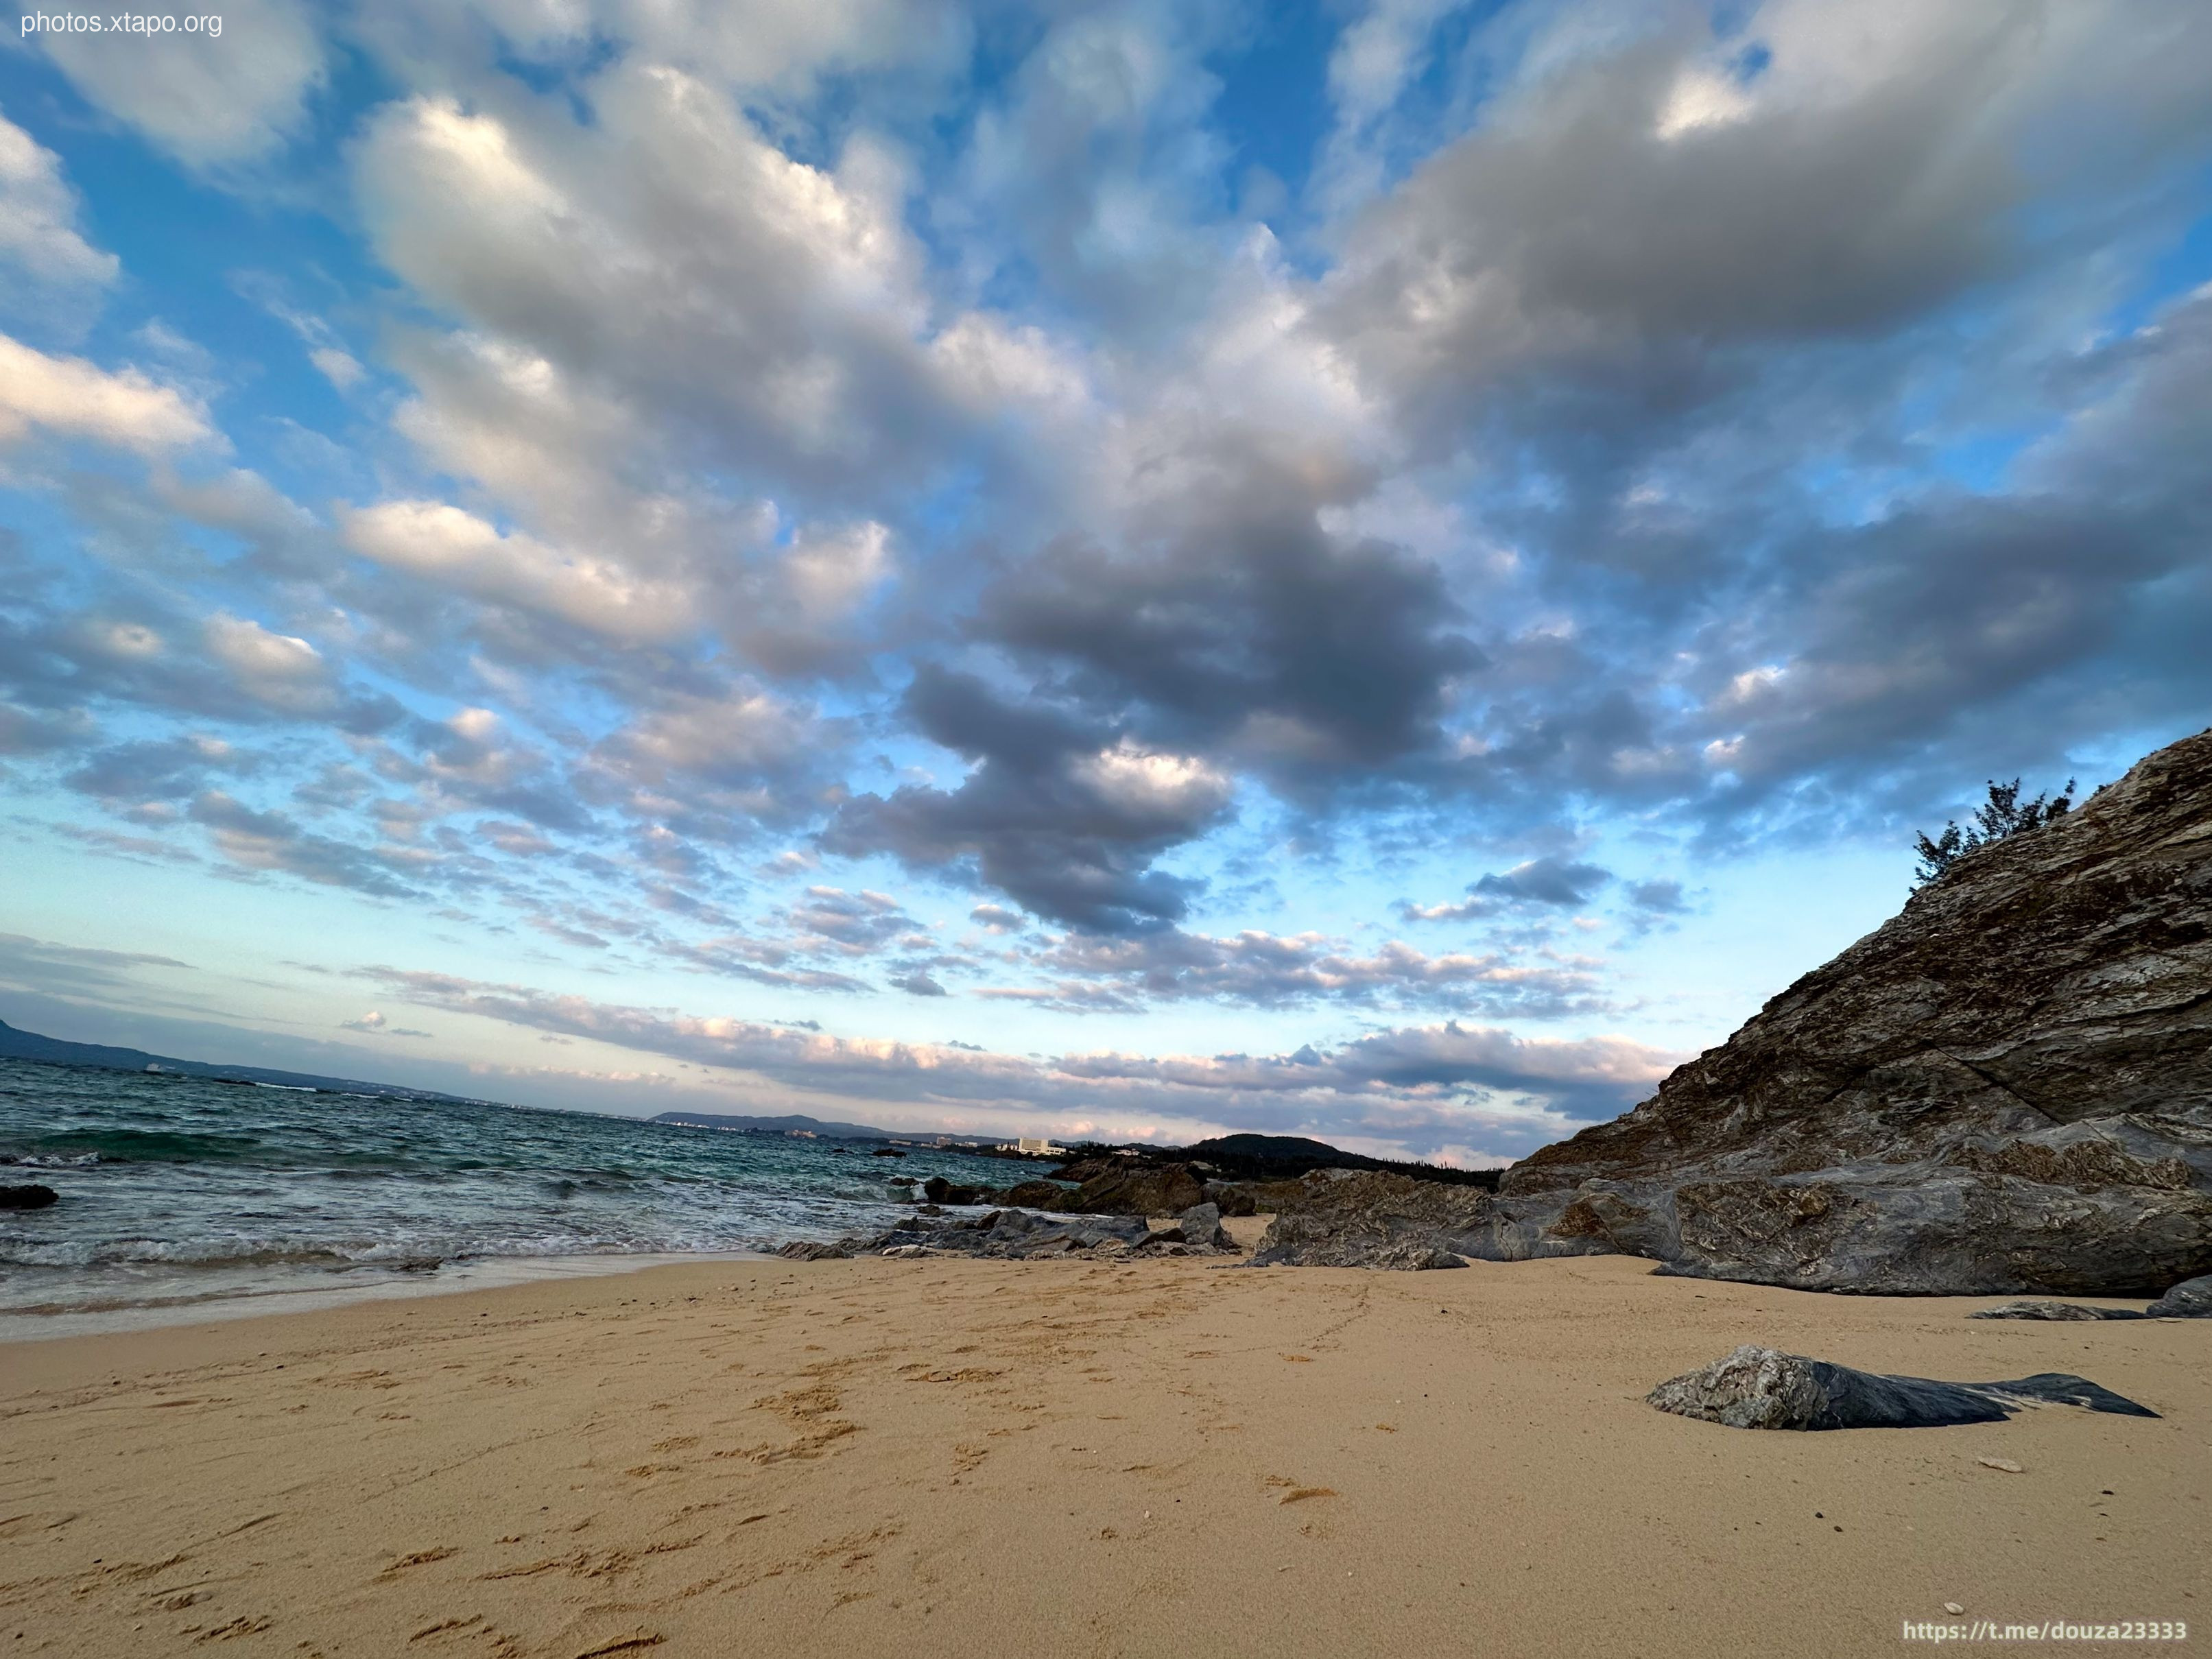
[0,109,119,292]
[0,333,213,453]
[35,0,325,168]
[339,499,697,641]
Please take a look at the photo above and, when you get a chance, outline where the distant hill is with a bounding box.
[1055,1130,1502,1189]
[651,1110,968,1141]
[0,1017,490,1104]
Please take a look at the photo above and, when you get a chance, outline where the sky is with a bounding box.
[1,0,2209,1162]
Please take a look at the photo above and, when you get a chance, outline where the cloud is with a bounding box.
[362,965,1676,1156]
[0,333,213,453]
[340,1010,432,1038]
[34,0,326,169]
[1019,927,1606,1016]
[826,667,1233,935]
[0,109,119,305]
[187,791,418,898]
[340,501,698,643]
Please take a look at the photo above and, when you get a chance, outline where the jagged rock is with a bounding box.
[2148,1274,2212,1317]
[921,1175,990,1206]
[857,1207,1150,1261]
[774,1240,853,1262]
[1,1183,58,1210]
[1174,1202,1239,1252]
[1204,1182,1258,1217]
[1477,729,2212,1296]
[1134,1203,1241,1256]
[997,1180,1076,1210]
[1246,1172,1485,1268]
[1648,1345,2160,1430]
[1971,1301,2144,1321]
[1066,1162,1207,1218]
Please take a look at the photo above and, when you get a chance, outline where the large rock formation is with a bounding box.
[1475,728,2212,1295]
[1246,1171,1492,1269]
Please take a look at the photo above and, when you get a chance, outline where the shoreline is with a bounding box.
[3,1251,2200,1657]
[0,1248,768,1344]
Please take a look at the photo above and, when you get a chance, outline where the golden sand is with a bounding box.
[2,1237,2202,1658]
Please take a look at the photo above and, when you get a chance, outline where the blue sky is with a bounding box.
[2,0,2209,1161]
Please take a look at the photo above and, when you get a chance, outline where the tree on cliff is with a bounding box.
[1914,776,2077,887]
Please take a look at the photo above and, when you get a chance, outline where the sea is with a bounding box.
[0,1055,1023,1338]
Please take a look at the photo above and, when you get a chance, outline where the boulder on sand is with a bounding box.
[2147,1274,2212,1317]
[1969,1301,2143,1321]
[1648,1345,2160,1430]
[1474,728,2212,1296]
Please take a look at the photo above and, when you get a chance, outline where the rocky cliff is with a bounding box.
[1475,727,2212,1294]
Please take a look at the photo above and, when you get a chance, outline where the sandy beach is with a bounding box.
[1,1241,2202,1659]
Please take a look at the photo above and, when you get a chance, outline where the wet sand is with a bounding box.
[1,1243,2202,1658]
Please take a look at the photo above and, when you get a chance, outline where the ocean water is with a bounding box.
[0,1056,1022,1335]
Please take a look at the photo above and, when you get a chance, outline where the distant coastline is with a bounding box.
[0,1016,497,1106]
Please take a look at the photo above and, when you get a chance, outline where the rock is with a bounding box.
[855,1206,1150,1262]
[871,1147,907,1158]
[1970,1301,2144,1321]
[1204,1182,1258,1217]
[1977,1457,2025,1473]
[997,1180,1076,1210]
[1246,1171,1485,1268]
[2146,1273,2212,1317]
[0,1183,58,1210]
[1174,1202,1239,1252]
[1484,729,2212,1296]
[774,1240,852,1261]
[881,1244,930,1259]
[921,1175,989,1206]
[1648,1345,2160,1430]
[1067,1162,1207,1218]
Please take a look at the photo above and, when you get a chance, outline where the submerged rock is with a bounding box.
[1477,728,2212,1296]
[0,1183,58,1210]
[1970,1300,2144,1321]
[2147,1273,2212,1317]
[1648,1345,2160,1430]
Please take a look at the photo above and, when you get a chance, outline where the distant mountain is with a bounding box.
[651,1110,992,1145]
[0,1017,490,1104]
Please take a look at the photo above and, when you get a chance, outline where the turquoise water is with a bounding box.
[0,1056,1016,1329]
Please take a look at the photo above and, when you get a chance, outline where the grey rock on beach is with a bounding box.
[2146,1274,2212,1317]
[1648,1346,2161,1431]
[1969,1301,2144,1321]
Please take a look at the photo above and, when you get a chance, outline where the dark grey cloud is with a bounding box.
[1474,857,1610,906]
[825,665,1233,935]
[975,481,1484,795]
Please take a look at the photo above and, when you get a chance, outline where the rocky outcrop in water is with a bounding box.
[0,1183,58,1210]
[1469,728,2212,1296]
[1648,1345,2160,1430]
